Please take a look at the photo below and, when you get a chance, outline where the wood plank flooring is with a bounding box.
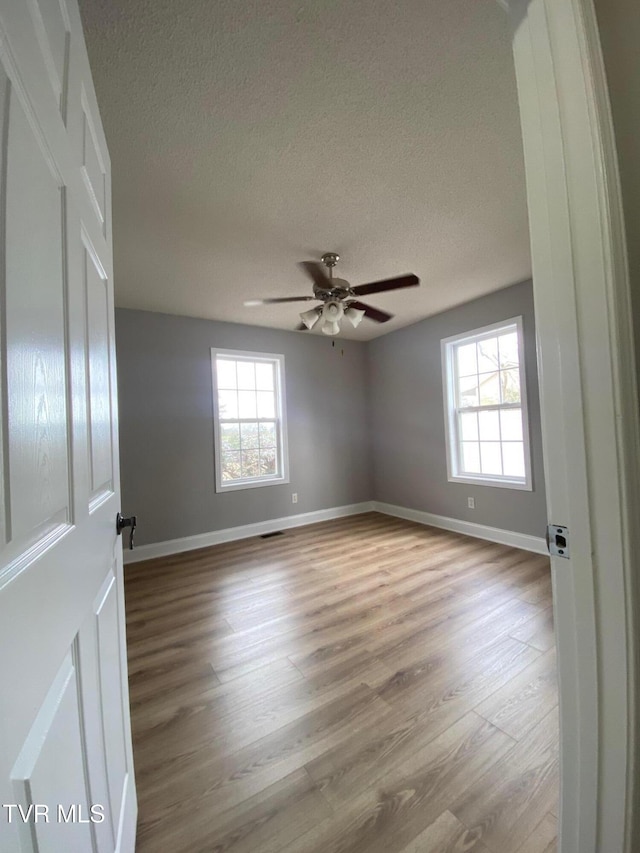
[124,512,558,853]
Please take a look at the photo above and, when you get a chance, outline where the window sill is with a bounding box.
[215,475,290,494]
[448,473,532,491]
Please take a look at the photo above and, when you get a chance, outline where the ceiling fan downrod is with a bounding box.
[321,252,339,279]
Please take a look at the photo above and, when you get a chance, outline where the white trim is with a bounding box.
[504,1,640,850]
[124,501,548,564]
[211,348,290,492]
[445,472,531,491]
[373,501,548,555]
[440,315,525,348]
[441,316,533,491]
[578,3,640,845]
[124,500,547,566]
[123,502,375,564]
[115,771,137,853]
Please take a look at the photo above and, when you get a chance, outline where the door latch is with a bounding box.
[116,512,137,550]
[546,524,569,558]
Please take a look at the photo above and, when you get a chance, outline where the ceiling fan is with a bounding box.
[244,253,420,335]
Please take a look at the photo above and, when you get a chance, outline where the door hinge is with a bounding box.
[546,524,569,558]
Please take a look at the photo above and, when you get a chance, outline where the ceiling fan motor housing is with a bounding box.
[313,278,352,301]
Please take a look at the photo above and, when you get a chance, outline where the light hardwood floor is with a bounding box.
[125,512,558,853]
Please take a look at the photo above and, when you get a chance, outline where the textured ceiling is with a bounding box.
[79,0,530,340]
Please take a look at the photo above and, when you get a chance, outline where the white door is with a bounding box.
[0,1,136,851]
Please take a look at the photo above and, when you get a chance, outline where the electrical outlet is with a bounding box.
[467,497,475,509]
[292,493,298,504]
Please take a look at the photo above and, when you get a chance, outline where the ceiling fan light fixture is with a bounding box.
[322,320,340,336]
[300,307,321,329]
[345,306,365,328]
[322,301,344,323]
[246,254,419,333]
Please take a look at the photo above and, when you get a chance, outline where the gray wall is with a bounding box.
[117,281,547,547]
[367,280,547,537]
[115,309,372,547]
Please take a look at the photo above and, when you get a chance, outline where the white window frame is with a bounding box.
[441,316,533,490]
[211,348,290,493]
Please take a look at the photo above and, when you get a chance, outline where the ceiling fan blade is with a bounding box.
[299,261,332,289]
[351,273,419,296]
[244,296,317,306]
[350,300,394,323]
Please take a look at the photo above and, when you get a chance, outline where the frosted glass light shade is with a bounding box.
[345,306,365,328]
[300,307,320,329]
[322,301,344,322]
[322,320,340,336]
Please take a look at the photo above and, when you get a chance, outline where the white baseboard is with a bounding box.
[373,501,548,555]
[125,499,547,565]
[123,502,375,564]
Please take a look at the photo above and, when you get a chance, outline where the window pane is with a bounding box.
[500,408,523,441]
[214,351,287,490]
[502,442,525,478]
[478,372,500,405]
[498,331,519,369]
[480,442,502,475]
[259,421,276,447]
[459,412,478,441]
[220,423,240,452]
[478,409,500,441]
[442,324,529,488]
[237,361,256,390]
[257,391,275,418]
[260,449,277,476]
[218,390,238,419]
[477,336,499,373]
[241,449,260,478]
[238,390,257,418]
[456,343,477,377]
[240,422,259,449]
[256,362,274,391]
[221,450,241,481]
[501,369,521,403]
[458,375,478,408]
[461,442,481,473]
[216,359,237,390]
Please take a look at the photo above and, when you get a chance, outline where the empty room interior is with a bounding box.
[82,1,559,851]
[5,0,580,853]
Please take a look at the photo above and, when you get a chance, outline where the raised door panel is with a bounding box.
[95,571,128,843]
[75,596,115,853]
[1,63,71,569]
[0,63,7,552]
[83,235,113,507]
[26,0,71,119]
[10,651,95,853]
[80,89,106,235]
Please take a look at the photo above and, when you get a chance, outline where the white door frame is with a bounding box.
[501,0,640,850]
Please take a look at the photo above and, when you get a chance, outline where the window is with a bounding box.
[441,317,532,490]
[211,349,289,492]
